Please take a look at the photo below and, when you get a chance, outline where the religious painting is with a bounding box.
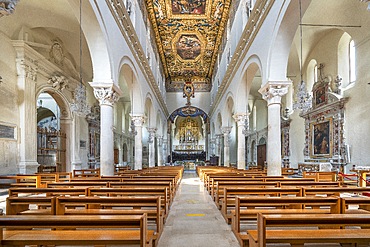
[311,119,332,157]
[176,35,201,60]
[171,0,206,15]
[313,84,328,108]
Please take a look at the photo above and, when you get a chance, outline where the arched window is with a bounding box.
[349,40,356,83]
[314,64,318,82]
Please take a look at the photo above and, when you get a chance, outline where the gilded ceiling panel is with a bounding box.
[145,0,232,92]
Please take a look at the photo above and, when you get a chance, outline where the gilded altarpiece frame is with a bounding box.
[300,79,348,171]
[281,119,291,168]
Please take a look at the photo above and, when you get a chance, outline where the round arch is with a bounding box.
[66,0,113,83]
[168,106,208,124]
[118,58,143,115]
[267,0,311,82]
[36,86,73,172]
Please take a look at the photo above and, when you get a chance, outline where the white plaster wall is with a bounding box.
[0,26,20,174]
[255,99,267,131]
[166,92,211,115]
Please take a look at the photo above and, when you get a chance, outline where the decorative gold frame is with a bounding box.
[310,118,333,158]
[166,0,211,19]
[172,31,205,62]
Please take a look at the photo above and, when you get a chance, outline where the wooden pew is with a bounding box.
[87,187,170,219]
[303,187,370,197]
[6,196,56,215]
[8,187,87,197]
[340,197,370,214]
[70,176,122,182]
[214,182,279,204]
[279,181,341,187]
[0,174,42,188]
[303,171,337,182]
[220,187,303,223]
[209,178,265,195]
[47,181,109,188]
[138,174,182,186]
[247,213,370,247]
[233,196,341,245]
[73,168,100,178]
[109,181,174,204]
[0,214,152,247]
[55,195,163,242]
[36,172,72,186]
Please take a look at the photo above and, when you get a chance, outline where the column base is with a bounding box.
[18,161,39,174]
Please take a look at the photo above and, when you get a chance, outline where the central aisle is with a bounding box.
[157,171,240,247]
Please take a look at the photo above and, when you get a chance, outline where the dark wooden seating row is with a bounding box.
[221,187,304,222]
[0,175,42,188]
[8,186,171,218]
[0,214,152,247]
[232,196,341,244]
[6,195,165,244]
[247,213,370,247]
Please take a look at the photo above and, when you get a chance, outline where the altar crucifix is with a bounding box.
[183,81,194,106]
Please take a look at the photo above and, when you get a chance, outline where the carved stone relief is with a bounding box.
[0,0,19,18]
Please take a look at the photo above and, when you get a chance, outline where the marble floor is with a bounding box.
[157,171,240,247]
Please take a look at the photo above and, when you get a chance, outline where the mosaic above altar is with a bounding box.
[145,0,232,92]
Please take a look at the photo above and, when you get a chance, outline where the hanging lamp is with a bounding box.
[71,0,91,117]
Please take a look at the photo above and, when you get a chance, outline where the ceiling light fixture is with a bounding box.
[293,0,312,113]
[70,0,91,117]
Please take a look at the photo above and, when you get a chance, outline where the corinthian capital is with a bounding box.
[233,113,248,127]
[131,114,146,127]
[89,82,122,106]
[147,127,157,143]
[259,81,291,105]
[221,126,232,147]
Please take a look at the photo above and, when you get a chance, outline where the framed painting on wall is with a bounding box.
[311,118,332,157]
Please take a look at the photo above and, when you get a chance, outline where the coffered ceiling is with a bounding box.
[145,0,232,92]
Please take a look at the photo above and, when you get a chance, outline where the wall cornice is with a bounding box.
[209,0,275,117]
[106,0,168,117]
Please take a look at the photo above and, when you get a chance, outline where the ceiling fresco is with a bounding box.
[145,0,232,92]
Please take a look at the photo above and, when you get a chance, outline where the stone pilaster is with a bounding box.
[233,113,248,170]
[210,138,216,156]
[14,49,39,174]
[258,81,291,176]
[131,114,145,170]
[157,136,163,166]
[89,82,122,175]
[221,126,232,167]
[147,128,157,168]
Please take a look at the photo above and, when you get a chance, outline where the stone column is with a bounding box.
[15,57,39,174]
[215,134,222,166]
[210,138,215,156]
[203,125,208,158]
[131,114,145,170]
[118,135,124,166]
[233,113,248,170]
[258,81,291,176]
[157,136,163,166]
[221,126,232,167]
[162,137,167,164]
[90,82,121,176]
[147,128,157,168]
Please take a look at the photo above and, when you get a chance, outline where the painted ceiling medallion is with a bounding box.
[146,0,231,92]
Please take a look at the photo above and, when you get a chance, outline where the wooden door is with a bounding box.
[257,144,266,169]
[114,148,119,164]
